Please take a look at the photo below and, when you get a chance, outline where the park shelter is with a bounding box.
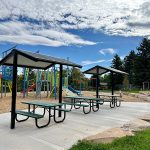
[0,49,82,129]
[83,65,128,98]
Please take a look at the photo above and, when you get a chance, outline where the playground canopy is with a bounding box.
[0,48,82,129]
[83,65,128,98]
[83,65,128,75]
[0,49,82,69]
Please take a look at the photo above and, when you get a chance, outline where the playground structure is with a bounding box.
[0,47,61,98]
[0,47,84,99]
[20,65,61,98]
[0,49,13,98]
[0,63,80,99]
[0,49,80,99]
[0,66,13,98]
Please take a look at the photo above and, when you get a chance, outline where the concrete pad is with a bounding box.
[0,102,150,150]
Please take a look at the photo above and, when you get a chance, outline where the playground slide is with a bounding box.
[62,87,77,97]
[68,86,81,95]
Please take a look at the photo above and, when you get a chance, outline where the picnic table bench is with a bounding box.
[15,100,70,128]
[63,96,104,114]
[95,94,123,108]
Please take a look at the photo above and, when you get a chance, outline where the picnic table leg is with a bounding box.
[68,98,74,110]
[42,107,46,116]
[30,104,46,116]
[83,101,91,114]
[116,98,121,107]
[110,97,115,108]
[16,115,29,122]
[54,107,66,123]
[99,99,104,105]
[16,104,30,122]
[35,108,51,128]
[33,105,35,113]
[74,99,81,109]
[92,100,99,112]
[73,98,79,109]
[64,103,72,111]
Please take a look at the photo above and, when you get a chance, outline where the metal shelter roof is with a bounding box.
[83,65,128,75]
[0,49,82,69]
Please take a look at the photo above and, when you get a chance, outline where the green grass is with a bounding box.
[69,128,150,150]
[123,90,150,93]
[127,90,140,93]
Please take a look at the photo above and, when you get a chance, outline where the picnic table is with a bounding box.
[95,94,123,108]
[63,96,103,114]
[15,100,70,128]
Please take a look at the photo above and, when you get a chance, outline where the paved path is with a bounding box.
[0,102,150,150]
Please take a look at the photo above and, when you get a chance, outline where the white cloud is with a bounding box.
[99,48,116,55]
[0,0,150,46]
[0,21,96,46]
[82,58,115,66]
[0,35,66,47]
[82,59,105,66]
[34,29,96,45]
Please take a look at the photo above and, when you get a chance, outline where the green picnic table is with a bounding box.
[95,94,123,108]
[16,100,70,128]
[63,96,103,114]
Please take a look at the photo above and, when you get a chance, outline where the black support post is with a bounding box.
[111,72,114,95]
[96,67,99,108]
[59,64,63,117]
[96,67,99,98]
[10,52,18,129]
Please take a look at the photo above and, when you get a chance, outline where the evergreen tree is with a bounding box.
[124,50,136,85]
[134,38,150,86]
[111,54,124,89]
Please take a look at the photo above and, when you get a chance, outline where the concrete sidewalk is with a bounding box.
[0,102,150,150]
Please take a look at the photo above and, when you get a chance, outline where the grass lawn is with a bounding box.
[127,90,140,93]
[123,90,150,93]
[70,128,150,150]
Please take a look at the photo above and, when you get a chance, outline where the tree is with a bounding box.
[100,74,111,89]
[111,54,124,89]
[134,38,150,86]
[100,74,111,83]
[68,67,88,90]
[124,50,136,85]
[123,75,129,89]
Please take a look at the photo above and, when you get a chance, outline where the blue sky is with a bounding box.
[0,0,149,71]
